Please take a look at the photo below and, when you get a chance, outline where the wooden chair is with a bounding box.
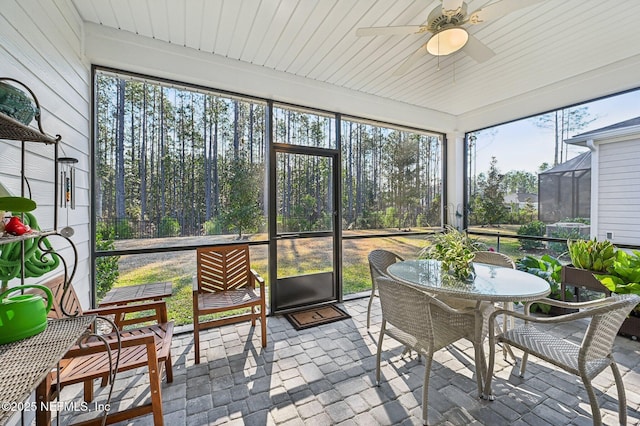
[193,244,266,364]
[32,275,174,426]
[484,294,640,425]
[367,249,404,329]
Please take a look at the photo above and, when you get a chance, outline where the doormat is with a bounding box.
[284,304,351,330]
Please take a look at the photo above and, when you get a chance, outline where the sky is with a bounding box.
[472,88,640,175]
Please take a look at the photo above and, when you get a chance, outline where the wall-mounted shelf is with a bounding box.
[0,112,60,145]
[0,230,56,245]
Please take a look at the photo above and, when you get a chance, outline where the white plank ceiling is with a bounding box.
[71,0,640,123]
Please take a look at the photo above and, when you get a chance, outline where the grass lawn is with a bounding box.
[106,227,553,326]
[107,233,429,326]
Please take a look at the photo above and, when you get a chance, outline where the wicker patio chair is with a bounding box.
[484,294,640,425]
[367,249,404,329]
[473,250,515,269]
[375,276,487,425]
[473,250,516,359]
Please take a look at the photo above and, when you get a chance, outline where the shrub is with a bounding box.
[113,218,134,239]
[95,222,119,299]
[517,220,545,250]
[158,216,181,237]
[548,227,585,255]
[202,218,222,235]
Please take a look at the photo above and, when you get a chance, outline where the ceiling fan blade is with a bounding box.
[393,44,428,76]
[461,35,495,62]
[469,0,545,24]
[356,25,424,37]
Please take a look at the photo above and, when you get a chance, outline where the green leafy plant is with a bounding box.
[548,228,585,254]
[95,222,119,299]
[158,216,181,237]
[516,254,572,313]
[594,250,640,295]
[419,226,484,280]
[567,238,616,272]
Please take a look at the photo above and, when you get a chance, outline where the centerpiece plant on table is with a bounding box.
[419,225,484,281]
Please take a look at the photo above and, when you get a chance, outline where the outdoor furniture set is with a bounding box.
[31,275,174,426]
[370,248,638,425]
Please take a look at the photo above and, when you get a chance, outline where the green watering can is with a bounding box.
[0,285,53,345]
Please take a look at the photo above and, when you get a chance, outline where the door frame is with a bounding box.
[268,142,342,314]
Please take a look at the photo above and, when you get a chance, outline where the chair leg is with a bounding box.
[193,318,201,365]
[35,373,52,426]
[483,333,497,400]
[581,370,602,425]
[474,343,486,398]
[367,288,376,329]
[260,305,267,348]
[422,355,433,426]
[610,361,628,426]
[375,321,386,386]
[165,352,174,383]
[145,341,164,426]
[251,305,256,326]
[518,352,529,377]
[83,379,94,403]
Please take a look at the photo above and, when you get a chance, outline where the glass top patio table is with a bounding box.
[387,259,551,303]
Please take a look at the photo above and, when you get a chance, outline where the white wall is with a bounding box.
[0,0,92,307]
[596,138,640,245]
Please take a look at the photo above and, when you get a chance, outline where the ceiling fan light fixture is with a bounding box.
[426,27,468,56]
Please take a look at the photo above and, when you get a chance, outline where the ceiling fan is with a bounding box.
[356,0,544,75]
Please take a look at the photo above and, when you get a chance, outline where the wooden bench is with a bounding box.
[32,275,174,426]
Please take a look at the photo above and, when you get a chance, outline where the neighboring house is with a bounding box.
[504,192,538,213]
[565,117,640,245]
[538,151,591,223]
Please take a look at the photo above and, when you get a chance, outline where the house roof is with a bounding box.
[539,151,591,174]
[565,116,640,145]
[72,0,640,133]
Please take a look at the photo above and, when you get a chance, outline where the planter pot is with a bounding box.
[619,314,640,340]
[561,265,611,301]
[547,304,579,316]
[562,266,640,339]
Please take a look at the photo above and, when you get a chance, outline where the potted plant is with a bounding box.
[593,250,640,338]
[516,254,575,314]
[419,225,484,281]
[562,238,616,297]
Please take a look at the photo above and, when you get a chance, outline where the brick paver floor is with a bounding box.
[58,297,640,425]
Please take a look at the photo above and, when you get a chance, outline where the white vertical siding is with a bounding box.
[597,139,640,244]
[0,0,92,307]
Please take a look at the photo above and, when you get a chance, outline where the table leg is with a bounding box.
[35,373,51,426]
[474,303,486,397]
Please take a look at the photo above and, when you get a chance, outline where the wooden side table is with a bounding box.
[98,282,173,328]
[99,282,173,306]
